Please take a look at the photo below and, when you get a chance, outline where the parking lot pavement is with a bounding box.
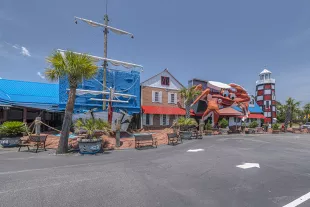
[1,133,310,207]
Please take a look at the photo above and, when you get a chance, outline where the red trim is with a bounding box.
[257,90,264,96]
[264,95,271,100]
[239,113,265,119]
[142,105,186,115]
[272,112,276,118]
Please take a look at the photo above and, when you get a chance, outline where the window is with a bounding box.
[264,112,271,117]
[260,75,264,80]
[249,98,254,106]
[146,114,150,125]
[171,93,175,103]
[163,114,167,125]
[143,114,153,126]
[152,91,162,103]
[264,100,271,109]
[160,114,170,126]
[168,92,177,104]
[161,76,170,86]
[272,93,276,100]
[154,92,159,102]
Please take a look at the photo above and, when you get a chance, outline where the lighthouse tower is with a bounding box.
[255,68,276,124]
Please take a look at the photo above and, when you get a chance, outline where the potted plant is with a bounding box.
[272,123,280,134]
[218,118,229,134]
[205,121,212,135]
[247,121,258,134]
[75,118,111,154]
[176,117,197,139]
[0,121,27,147]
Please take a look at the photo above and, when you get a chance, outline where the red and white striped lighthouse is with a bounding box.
[255,68,276,124]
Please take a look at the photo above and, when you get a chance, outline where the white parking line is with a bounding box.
[187,149,204,152]
[283,192,310,207]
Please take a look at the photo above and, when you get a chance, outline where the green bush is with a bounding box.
[205,121,212,130]
[248,121,258,128]
[74,118,112,138]
[176,117,197,127]
[0,121,27,137]
[219,118,229,128]
[272,123,280,130]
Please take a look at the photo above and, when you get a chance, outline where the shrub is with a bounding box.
[0,121,27,137]
[248,121,258,129]
[272,123,280,130]
[176,117,197,127]
[219,118,229,128]
[74,118,111,138]
[205,121,212,130]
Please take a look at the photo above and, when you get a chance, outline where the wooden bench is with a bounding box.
[134,134,157,149]
[18,135,48,153]
[167,133,182,145]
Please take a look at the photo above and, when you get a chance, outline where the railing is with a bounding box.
[256,79,276,85]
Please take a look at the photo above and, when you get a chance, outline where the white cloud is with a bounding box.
[12,45,19,49]
[37,72,45,79]
[21,46,30,57]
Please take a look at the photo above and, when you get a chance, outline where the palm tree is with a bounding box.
[276,101,286,123]
[303,103,310,122]
[180,86,201,118]
[45,51,98,154]
[285,97,301,127]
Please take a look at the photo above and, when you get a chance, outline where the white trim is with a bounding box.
[160,114,163,125]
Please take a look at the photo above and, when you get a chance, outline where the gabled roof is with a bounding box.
[0,79,59,106]
[141,68,185,88]
[260,69,271,74]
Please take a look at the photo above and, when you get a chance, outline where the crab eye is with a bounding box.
[229,93,236,100]
[222,90,229,97]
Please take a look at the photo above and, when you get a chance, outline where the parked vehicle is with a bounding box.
[301,122,310,129]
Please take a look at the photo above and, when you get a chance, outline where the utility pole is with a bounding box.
[103,14,109,110]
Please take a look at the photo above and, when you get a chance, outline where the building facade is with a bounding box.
[141,69,185,129]
[255,69,276,124]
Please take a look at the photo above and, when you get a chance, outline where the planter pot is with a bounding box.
[78,139,102,154]
[219,128,229,135]
[179,131,192,139]
[204,130,213,136]
[0,137,21,147]
[272,130,280,134]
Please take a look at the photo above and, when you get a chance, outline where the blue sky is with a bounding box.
[1,0,310,104]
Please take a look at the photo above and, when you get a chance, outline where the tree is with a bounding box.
[180,86,201,118]
[285,97,301,127]
[276,101,286,123]
[45,51,98,154]
[303,103,310,122]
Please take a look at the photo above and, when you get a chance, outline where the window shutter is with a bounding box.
[152,91,155,102]
[160,114,163,125]
[150,114,153,125]
[143,114,146,125]
[166,115,170,126]
[174,93,177,104]
[168,92,171,104]
[159,91,163,103]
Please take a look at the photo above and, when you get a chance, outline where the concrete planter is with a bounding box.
[205,130,213,136]
[179,131,192,139]
[219,128,229,135]
[272,130,280,134]
[78,138,102,154]
[0,137,21,147]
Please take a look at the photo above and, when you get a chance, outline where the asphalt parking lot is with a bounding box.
[1,133,310,207]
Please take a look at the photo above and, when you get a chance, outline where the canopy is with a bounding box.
[142,106,186,115]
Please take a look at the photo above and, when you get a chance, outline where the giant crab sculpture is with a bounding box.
[192,82,250,126]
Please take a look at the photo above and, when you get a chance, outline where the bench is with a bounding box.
[167,133,182,145]
[18,135,48,153]
[134,134,157,149]
[190,128,203,139]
